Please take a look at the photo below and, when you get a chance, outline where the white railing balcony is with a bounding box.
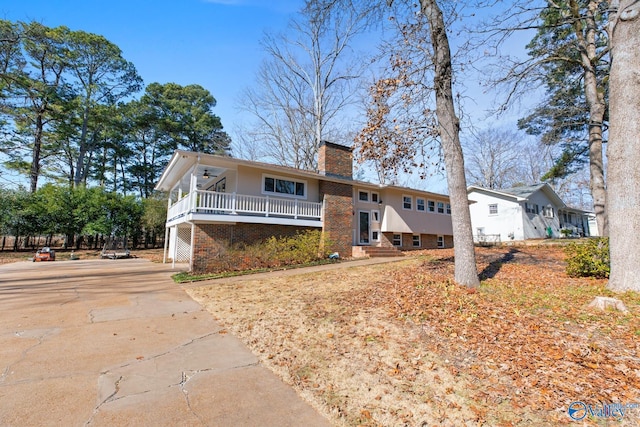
[167,193,192,220]
[167,190,323,222]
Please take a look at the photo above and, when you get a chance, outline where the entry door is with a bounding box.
[359,211,370,245]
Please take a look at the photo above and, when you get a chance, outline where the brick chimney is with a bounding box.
[318,141,353,180]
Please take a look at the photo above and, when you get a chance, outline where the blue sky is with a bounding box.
[1,0,535,193]
[1,0,302,134]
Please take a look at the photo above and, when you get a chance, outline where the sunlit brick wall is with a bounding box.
[191,223,315,273]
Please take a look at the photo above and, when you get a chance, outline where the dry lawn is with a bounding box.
[188,247,640,426]
[0,248,165,264]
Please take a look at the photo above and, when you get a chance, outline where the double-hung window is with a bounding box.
[417,198,426,212]
[403,196,412,210]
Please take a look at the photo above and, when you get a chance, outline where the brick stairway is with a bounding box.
[352,246,404,258]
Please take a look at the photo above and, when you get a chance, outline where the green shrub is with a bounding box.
[565,238,610,278]
[203,230,330,274]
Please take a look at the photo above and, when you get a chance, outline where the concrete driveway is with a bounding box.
[0,259,330,426]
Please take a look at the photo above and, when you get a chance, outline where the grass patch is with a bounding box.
[172,258,338,283]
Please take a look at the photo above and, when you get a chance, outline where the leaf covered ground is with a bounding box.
[188,246,640,426]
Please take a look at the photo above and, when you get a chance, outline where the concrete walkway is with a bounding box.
[0,259,331,426]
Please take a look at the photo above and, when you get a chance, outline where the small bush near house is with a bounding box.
[203,230,330,274]
[565,237,610,278]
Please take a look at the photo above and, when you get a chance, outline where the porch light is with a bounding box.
[202,169,210,179]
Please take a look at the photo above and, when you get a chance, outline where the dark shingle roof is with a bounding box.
[499,184,547,199]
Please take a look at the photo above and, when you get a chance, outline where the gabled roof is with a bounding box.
[500,183,548,199]
[468,183,566,208]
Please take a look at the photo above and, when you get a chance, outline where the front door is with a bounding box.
[359,211,370,245]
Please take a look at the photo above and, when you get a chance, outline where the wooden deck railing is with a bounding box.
[167,190,322,222]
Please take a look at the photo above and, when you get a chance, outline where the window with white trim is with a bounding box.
[437,235,445,248]
[358,190,369,202]
[372,231,380,241]
[263,175,306,198]
[403,195,412,210]
[416,198,426,212]
[371,192,379,203]
[372,210,380,222]
[446,203,451,215]
[412,235,421,247]
[543,206,554,218]
[489,204,498,215]
[427,200,435,212]
[525,203,540,214]
[437,201,445,214]
[392,234,402,246]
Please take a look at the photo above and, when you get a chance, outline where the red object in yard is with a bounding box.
[33,247,55,262]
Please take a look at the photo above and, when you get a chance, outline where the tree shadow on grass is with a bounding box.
[479,248,520,280]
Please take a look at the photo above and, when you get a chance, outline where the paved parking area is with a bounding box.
[0,259,330,426]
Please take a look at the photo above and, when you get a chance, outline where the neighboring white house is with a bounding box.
[467,183,596,243]
[155,142,454,272]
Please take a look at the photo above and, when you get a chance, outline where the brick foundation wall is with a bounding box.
[320,180,353,257]
[191,223,315,273]
[379,233,394,248]
[381,232,453,250]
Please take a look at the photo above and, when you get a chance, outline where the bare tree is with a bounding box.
[477,0,609,236]
[236,3,366,169]
[355,0,479,287]
[517,139,557,185]
[607,0,640,292]
[423,0,479,287]
[463,128,524,189]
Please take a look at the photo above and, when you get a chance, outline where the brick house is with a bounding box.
[155,141,453,272]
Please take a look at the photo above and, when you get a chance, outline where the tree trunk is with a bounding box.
[421,0,479,287]
[29,112,44,193]
[573,0,608,236]
[73,102,91,187]
[607,0,640,292]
